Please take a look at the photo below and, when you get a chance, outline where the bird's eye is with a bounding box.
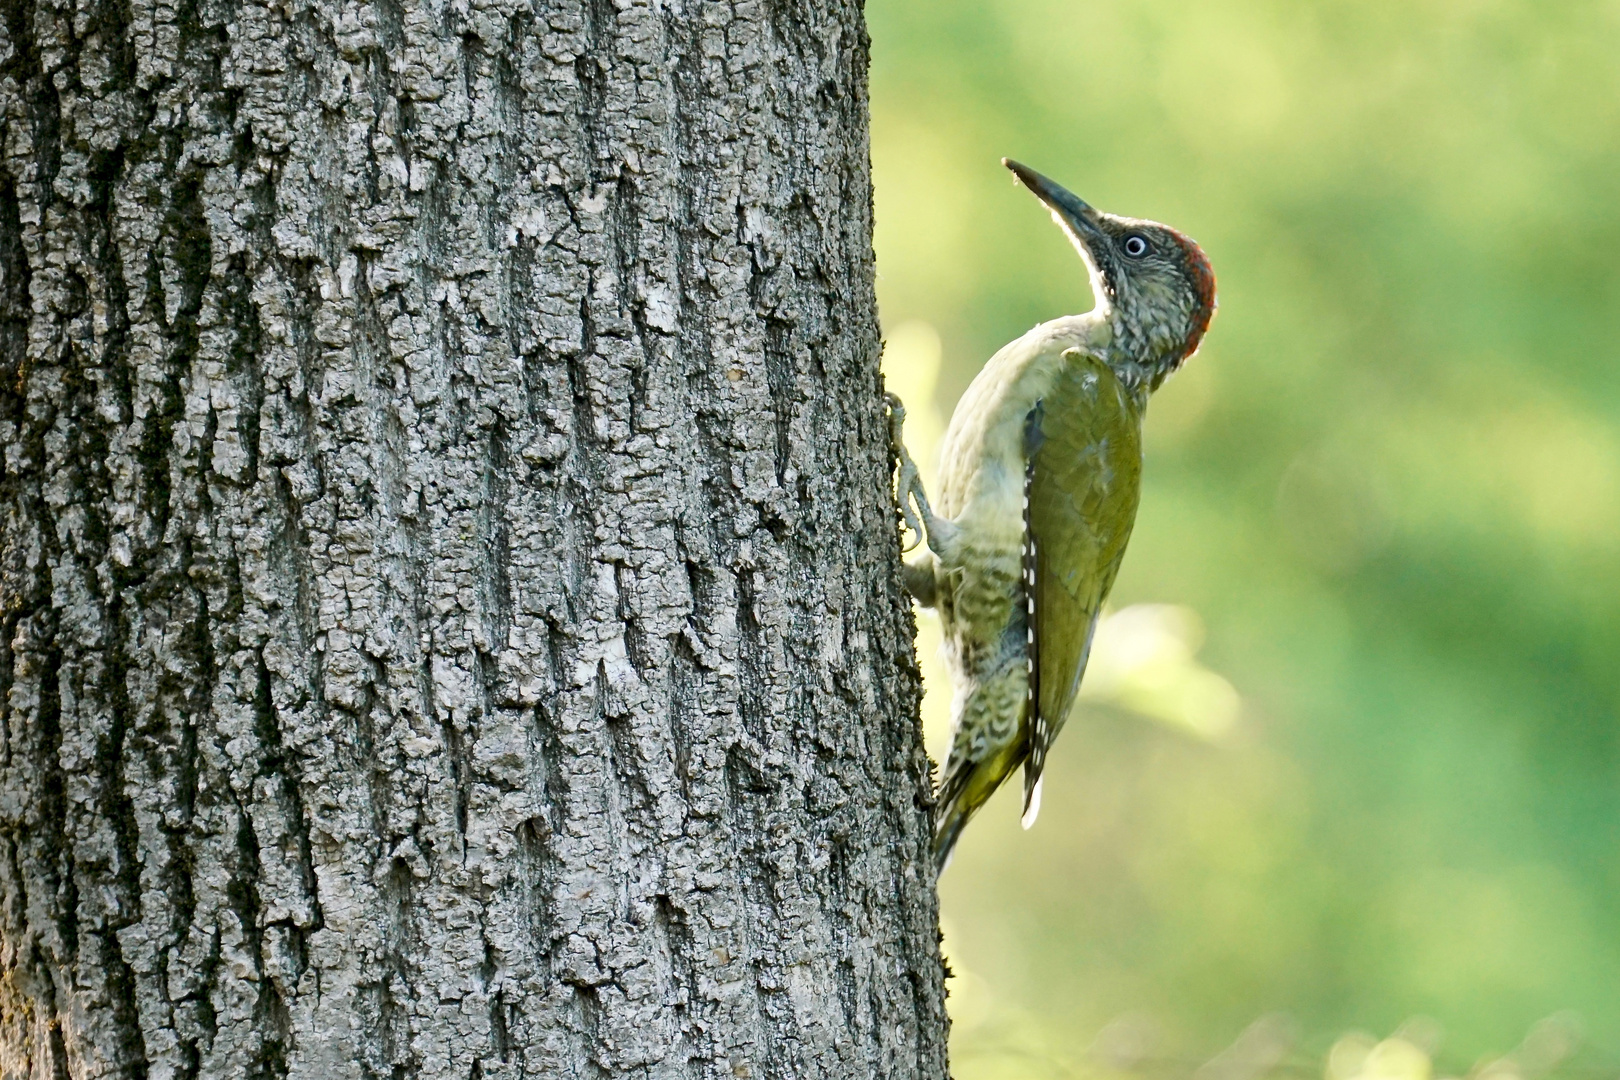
[1123,234,1149,257]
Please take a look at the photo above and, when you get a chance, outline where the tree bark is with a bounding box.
[0,0,947,1075]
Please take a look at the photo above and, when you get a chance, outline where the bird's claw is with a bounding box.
[884,392,926,551]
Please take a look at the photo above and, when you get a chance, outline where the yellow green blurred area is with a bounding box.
[868,0,1620,1074]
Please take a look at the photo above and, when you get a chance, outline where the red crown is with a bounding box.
[1173,232,1217,359]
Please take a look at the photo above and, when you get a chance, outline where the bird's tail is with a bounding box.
[931,738,1028,874]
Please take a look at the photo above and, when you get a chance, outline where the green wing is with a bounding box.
[1022,350,1143,815]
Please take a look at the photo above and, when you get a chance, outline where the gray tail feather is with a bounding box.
[931,804,969,875]
[930,754,976,874]
[932,739,1032,873]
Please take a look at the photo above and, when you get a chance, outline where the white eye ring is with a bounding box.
[1124,235,1148,257]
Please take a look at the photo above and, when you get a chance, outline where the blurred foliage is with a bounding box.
[868,0,1620,1075]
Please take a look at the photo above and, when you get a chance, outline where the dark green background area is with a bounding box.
[867,0,1620,1074]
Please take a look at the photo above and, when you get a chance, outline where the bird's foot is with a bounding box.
[884,392,927,551]
[885,391,960,558]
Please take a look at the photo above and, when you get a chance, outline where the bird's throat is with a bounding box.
[1100,303,1192,398]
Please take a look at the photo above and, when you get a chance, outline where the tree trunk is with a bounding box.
[0,0,947,1074]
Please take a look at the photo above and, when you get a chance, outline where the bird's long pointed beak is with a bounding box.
[1003,158,1107,249]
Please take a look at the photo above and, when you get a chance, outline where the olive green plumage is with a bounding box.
[929,350,1142,863]
[891,160,1216,871]
[1022,354,1143,802]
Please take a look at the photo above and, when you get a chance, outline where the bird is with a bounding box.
[888,159,1216,871]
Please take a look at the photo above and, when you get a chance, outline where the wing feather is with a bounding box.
[1021,350,1143,813]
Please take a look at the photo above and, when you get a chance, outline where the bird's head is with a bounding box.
[1005,159,1216,391]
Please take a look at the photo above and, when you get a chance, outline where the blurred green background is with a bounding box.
[867,1,1620,1077]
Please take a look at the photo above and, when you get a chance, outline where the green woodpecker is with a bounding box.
[890,159,1216,870]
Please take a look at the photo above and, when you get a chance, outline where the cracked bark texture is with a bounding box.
[0,0,947,1074]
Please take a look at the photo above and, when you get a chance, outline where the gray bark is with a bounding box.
[0,0,948,1075]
